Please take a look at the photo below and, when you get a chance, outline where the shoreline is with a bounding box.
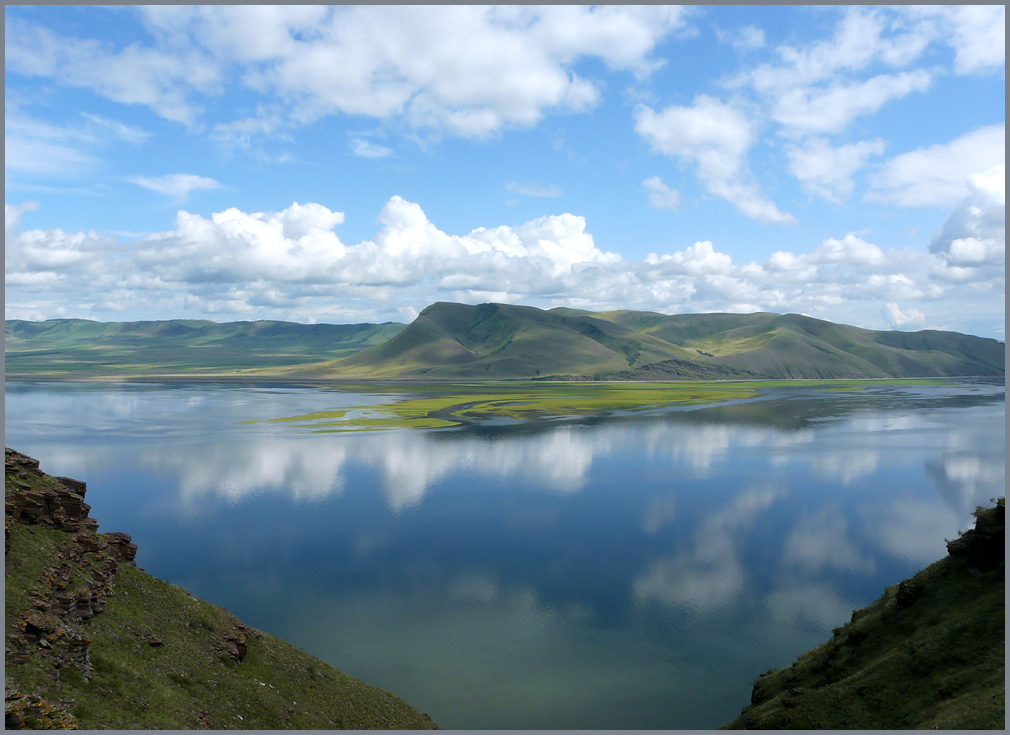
[5,374,998,386]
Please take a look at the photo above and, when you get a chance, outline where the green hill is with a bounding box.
[4,448,437,730]
[4,318,405,378]
[312,302,1005,380]
[322,301,739,379]
[5,303,1004,381]
[723,499,1005,730]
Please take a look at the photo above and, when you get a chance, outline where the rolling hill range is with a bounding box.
[303,301,1005,380]
[4,318,405,377]
[5,303,1005,380]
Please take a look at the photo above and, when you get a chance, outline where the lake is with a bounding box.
[3,378,1005,729]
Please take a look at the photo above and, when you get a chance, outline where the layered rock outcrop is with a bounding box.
[6,447,440,731]
[5,685,79,730]
[5,448,140,729]
[5,452,97,537]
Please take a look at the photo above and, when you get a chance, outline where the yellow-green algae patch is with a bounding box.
[247,378,950,432]
[251,382,753,430]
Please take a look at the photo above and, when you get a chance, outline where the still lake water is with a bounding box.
[4,379,1005,729]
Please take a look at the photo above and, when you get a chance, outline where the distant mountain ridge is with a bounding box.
[317,302,1005,380]
[5,303,1005,380]
[4,318,405,377]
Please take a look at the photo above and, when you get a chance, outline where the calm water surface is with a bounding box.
[4,379,1005,729]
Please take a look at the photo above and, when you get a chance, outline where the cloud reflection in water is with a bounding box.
[3,381,1003,730]
[633,486,787,612]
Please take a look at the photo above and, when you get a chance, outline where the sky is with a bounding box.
[4,5,1006,339]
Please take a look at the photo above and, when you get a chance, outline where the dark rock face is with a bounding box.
[5,447,139,681]
[105,532,138,563]
[10,609,91,672]
[5,450,93,533]
[218,620,260,664]
[895,579,924,609]
[7,448,266,686]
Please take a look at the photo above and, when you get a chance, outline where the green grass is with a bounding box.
[4,318,406,378]
[324,303,1003,381]
[65,563,435,729]
[5,452,438,730]
[6,303,1004,381]
[723,500,1005,730]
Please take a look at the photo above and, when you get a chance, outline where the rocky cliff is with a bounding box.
[5,448,438,730]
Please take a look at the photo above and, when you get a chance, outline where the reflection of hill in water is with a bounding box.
[3,379,1004,729]
[433,380,1006,440]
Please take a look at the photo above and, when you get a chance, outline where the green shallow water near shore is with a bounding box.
[249,378,947,431]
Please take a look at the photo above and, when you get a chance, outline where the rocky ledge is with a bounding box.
[5,449,145,728]
[5,448,439,730]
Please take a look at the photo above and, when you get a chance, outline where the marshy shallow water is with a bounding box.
[4,378,1004,729]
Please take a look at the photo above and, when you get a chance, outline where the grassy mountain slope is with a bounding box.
[325,301,704,379]
[697,314,1005,379]
[4,449,437,730]
[4,319,405,377]
[723,499,1004,730]
[588,310,1005,380]
[6,303,1004,381]
[314,303,1005,380]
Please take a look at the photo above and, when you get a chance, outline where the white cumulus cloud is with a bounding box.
[787,138,886,202]
[772,71,931,135]
[6,6,687,138]
[634,96,794,224]
[351,139,394,159]
[4,196,1004,336]
[900,5,1005,75]
[869,125,1006,208]
[929,165,1005,267]
[5,15,220,126]
[716,25,765,52]
[885,302,927,329]
[734,6,1002,143]
[5,200,40,232]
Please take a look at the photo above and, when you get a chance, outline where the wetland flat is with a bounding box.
[253,378,946,430]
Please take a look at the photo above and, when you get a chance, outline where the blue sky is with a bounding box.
[4,5,1005,338]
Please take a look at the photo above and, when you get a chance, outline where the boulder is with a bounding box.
[105,532,138,563]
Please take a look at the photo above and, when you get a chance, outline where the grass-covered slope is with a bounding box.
[318,303,1005,380]
[6,303,1004,381]
[4,448,437,730]
[587,309,1005,380]
[723,499,1005,730]
[4,318,405,378]
[325,301,705,379]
